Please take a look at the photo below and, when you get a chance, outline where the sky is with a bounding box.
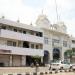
[0,0,75,36]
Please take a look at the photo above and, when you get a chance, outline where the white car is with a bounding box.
[50,60,70,70]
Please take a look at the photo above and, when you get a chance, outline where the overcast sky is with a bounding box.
[0,0,75,36]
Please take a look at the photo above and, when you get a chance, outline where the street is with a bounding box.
[49,72,75,75]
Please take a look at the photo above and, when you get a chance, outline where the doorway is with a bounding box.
[53,48,60,60]
[43,50,49,64]
[0,63,4,67]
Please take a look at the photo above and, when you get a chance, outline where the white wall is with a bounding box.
[0,44,44,56]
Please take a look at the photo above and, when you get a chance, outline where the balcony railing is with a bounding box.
[0,29,44,43]
[0,44,44,56]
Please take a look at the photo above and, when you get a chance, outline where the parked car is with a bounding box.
[71,63,75,70]
[63,61,72,69]
[50,60,71,70]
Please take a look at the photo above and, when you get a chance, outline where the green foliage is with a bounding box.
[32,55,41,58]
[64,49,73,57]
[72,48,75,55]
[64,49,75,63]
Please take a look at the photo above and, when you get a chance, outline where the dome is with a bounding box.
[36,14,51,29]
[56,21,67,33]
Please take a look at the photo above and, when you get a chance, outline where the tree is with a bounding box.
[72,48,75,55]
[64,49,73,62]
[32,55,41,59]
[31,55,41,63]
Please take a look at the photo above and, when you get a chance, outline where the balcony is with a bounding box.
[71,43,75,48]
[0,29,44,43]
[0,44,44,56]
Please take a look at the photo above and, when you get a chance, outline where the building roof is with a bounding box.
[0,18,43,32]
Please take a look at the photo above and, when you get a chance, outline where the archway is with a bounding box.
[53,48,60,60]
[43,50,49,64]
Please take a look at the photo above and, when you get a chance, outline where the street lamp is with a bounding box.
[35,62,39,75]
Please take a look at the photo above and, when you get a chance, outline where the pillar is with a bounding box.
[50,34,53,61]
[9,55,13,66]
[48,53,51,63]
[60,47,65,61]
[21,55,26,66]
[41,56,43,63]
[60,38,64,60]
[50,48,53,61]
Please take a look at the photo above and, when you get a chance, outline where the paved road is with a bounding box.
[50,72,75,75]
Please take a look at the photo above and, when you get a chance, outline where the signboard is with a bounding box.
[0,49,11,53]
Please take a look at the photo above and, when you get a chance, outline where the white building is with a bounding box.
[0,18,44,67]
[36,14,72,64]
[0,14,75,67]
[70,37,75,62]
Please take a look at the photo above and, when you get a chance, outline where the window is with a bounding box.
[23,41,29,48]
[7,41,12,46]
[31,44,34,48]
[14,28,17,32]
[23,30,26,34]
[44,37,49,44]
[72,40,75,44]
[36,45,39,49]
[52,39,60,46]
[52,39,60,43]
[18,29,22,33]
[39,32,43,37]
[63,41,67,47]
[2,25,6,29]
[36,32,39,36]
[39,44,43,49]
[28,30,34,35]
[36,32,43,37]
[7,41,16,47]
[18,41,22,47]
[8,26,13,30]
[13,42,16,47]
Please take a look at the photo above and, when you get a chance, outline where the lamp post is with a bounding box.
[35,62,39,75]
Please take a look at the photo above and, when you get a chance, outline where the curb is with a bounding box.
[0,69,74,75]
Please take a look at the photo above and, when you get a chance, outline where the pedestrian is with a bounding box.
[49,64,51,70]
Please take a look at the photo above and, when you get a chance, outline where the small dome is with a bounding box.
[37,14,48,20]
[56,21,67,33]
[36,14,51,29]
[57,21,67,28]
